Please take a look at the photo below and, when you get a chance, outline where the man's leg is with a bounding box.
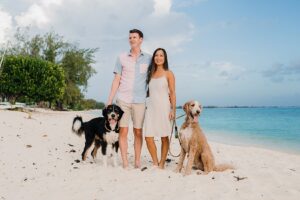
[119,127,129,168]
[116,99,131,169]
[132,102,146,168]
[133,128,143,168]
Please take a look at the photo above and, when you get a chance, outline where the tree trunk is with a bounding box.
[55,100,63,111]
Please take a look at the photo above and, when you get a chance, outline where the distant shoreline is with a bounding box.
[1,101,299,111]
[176,105,300,109]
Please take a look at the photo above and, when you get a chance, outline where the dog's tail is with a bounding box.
[214,163,235,172]
[72,116,84,137]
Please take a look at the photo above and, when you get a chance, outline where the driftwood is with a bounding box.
[234,176,248,181]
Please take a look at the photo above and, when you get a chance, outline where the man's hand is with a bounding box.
[106,100,112,107]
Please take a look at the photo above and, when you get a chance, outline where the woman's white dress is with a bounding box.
[144,76,172,137]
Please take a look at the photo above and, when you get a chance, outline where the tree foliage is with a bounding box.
[1,28,99,109]
[61,47,97,108]
[74,99,105,110]
[0,55,65,104]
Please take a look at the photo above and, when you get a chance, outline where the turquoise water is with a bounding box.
[175,107,300,154]
[89,107,300,154]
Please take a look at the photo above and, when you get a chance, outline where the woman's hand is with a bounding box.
[169,110,176,120]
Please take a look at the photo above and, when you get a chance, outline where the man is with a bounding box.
[107,29,151,168]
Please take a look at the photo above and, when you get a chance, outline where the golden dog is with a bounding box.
[175,100,233,175]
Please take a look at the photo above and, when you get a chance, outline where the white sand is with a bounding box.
[0,109,300,200]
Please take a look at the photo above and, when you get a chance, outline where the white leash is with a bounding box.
[168,113,185,157]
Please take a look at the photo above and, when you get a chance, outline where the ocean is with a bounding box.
[90,107,300,154]
[176,107,300,154]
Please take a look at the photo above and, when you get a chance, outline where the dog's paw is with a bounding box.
[113,159,118,167]
[174,168,181,173]
[102,156,108,167]
[184,170,192,176]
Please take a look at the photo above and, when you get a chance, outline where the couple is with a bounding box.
[106,29,176,169]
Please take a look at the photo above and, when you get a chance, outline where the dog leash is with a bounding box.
[168,114,186,157]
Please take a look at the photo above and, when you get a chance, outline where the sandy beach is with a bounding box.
[0,109,300,200]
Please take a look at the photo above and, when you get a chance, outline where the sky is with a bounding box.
[0,0,300,106]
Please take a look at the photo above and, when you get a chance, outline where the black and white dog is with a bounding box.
[72,104,124,167]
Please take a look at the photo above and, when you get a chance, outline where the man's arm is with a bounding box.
[107,73,121,105]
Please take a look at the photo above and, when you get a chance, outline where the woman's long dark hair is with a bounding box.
[146,48,169,85]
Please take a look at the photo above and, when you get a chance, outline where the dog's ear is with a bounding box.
[102,107,107,118]
[183,102,190,113]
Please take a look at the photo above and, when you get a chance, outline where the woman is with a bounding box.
[144,48,176,169]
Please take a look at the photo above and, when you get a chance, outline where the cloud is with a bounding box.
[5,0,194,59]
[210,61,246,80]
[153,0,171,15]
[172,0,207,8]
[2,0,195,101]
[14,0,64,28]
[142,14,195,53]
[0,7,13,44]
[263,61,300,82]
[173,61,246,81]
[1,1,195,58]
[15,4,50,28]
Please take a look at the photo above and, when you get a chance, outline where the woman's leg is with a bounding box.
[145,137,159,166]
[159,136,169,169]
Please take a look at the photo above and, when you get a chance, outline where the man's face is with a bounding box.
[129,33,143,49]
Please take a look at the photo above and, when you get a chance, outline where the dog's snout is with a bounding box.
[196,110,200,114]
[111,114,115,118]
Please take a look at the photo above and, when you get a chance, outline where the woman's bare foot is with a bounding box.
[159,163,165,169]
[135,161,141,168]
[123,160,129,169]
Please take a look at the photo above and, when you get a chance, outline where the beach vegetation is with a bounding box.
[0,28,100,110]
[0,55,65,106]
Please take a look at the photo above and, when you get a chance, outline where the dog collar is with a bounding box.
[105,123,119,132]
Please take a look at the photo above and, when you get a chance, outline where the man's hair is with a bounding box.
[129,29,143,38]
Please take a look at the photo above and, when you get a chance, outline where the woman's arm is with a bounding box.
[167,71,176,119]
